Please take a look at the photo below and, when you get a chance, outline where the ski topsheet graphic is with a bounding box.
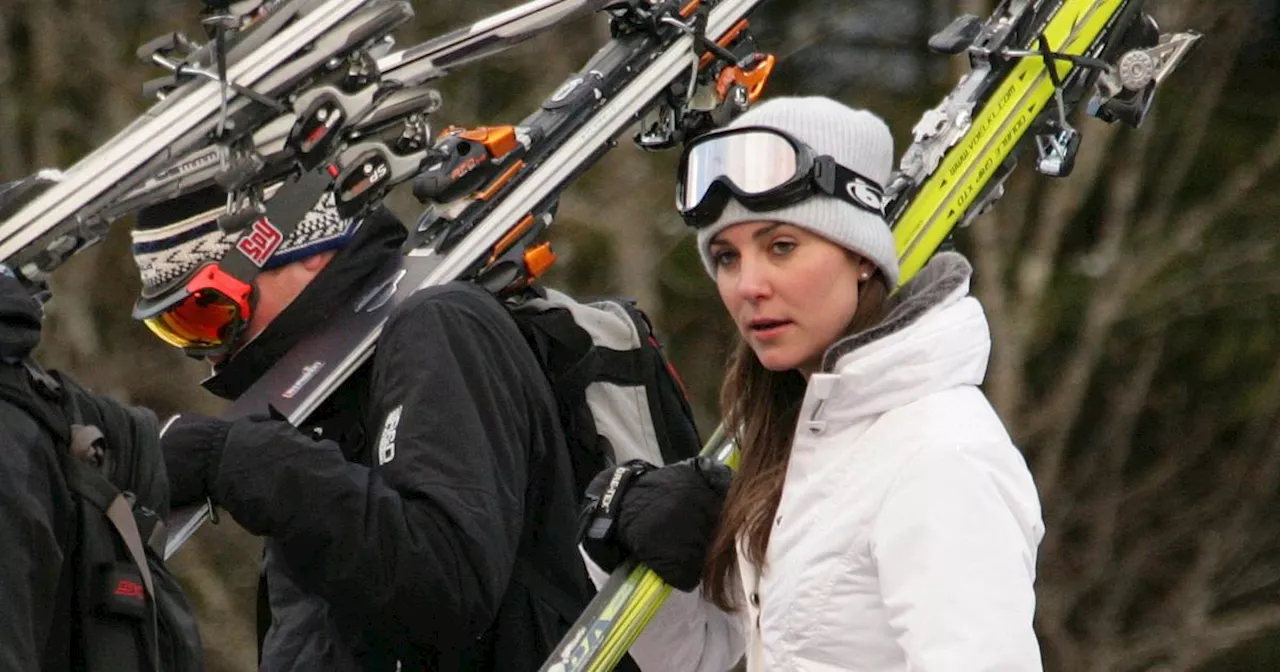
[547,0,1200,669]
[164,0,776,557]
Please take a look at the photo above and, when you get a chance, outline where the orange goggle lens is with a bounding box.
[141,265,253,351]
[142,289,244,349]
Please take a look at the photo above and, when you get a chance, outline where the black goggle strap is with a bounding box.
[216,167,336,283]
[811,155,888,218]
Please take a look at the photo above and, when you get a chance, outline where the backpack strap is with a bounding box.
[60,389,162,663]
[518,297,652,391]
[5,358,72,443]
[513,303,603,398]
[19,358,164,670]
[61,456,159,605]
[62,456,162,668]
[508,303,613,488]
[21,357,63,400]
[612,300,693,401]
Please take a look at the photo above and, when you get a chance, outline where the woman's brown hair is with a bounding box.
[702,270,891,610]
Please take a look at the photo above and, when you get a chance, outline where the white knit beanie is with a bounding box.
[694,96,899,288]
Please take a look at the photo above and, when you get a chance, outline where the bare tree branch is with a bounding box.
[27,6,65,168]
[978,123,1120,434]
[1025,223,1133,500]
[1081,334,1166,585]
[1135,118,1280,291]
[1117,397,1221,508]
[1115,604,1280,671]
[1093,528,1187,659]
[1138,4,1251,246]
[1128,236,1280,322]
[1077,122,1155,279]
[1212,371,1280,566]
[1024,119,1122,285]
[1036,585,1088,672]
[969,171,1029,419]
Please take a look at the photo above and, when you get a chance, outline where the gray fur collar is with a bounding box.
[820,252,974,372]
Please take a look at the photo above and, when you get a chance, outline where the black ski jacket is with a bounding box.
[0,274,171,672]
[0,273,73,672]
[200,210,593,671]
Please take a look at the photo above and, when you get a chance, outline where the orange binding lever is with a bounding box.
[716,53,776,104]
[522,242,557,282]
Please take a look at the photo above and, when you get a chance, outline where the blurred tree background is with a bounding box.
[2,0,1278,669]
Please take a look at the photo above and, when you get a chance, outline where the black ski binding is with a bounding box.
[634,13,774,151]
[1088,16,1202,128]
[928,14,982,55]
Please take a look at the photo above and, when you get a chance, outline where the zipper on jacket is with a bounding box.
[803,374,839,435]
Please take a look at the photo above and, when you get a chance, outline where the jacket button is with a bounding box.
[775,515,782,526]
[750,592,760,607]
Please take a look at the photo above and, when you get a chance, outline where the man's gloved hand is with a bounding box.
[160,413,231,508]
[579,456,732,592]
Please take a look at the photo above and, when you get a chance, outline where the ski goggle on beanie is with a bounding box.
[677,125,887,228]
[677,96,901,288]
[130,171,357,356]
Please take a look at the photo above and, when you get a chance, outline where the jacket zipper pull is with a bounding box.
[804,374,839,435]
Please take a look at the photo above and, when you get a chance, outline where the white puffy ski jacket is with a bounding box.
[588,252,1045,671]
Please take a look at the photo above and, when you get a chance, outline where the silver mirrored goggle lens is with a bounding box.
[680,131,800,210]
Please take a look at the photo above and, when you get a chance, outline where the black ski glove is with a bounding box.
[579,456,732,592]
[160,413,231,508]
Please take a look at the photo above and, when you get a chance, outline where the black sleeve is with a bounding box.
[58,378,167,516]
[0,410,67,672]
[213,283,543,653]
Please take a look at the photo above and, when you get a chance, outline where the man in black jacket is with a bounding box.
[131,182,593,670]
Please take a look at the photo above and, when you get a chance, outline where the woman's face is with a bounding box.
[709,221,874,377]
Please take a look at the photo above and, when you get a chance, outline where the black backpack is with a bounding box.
[502,288,700,672]
[506,287,703,498]
[0,358,204,672]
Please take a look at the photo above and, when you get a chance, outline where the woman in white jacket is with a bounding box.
[577,96,1046,671]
